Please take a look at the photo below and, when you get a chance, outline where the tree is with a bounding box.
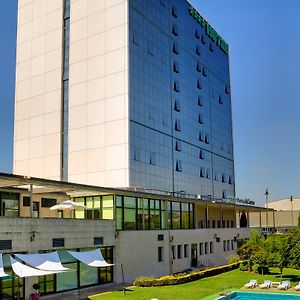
[298,211,300,228]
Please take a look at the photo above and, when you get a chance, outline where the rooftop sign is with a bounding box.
[188,6,229,55]
[227,197,255,206]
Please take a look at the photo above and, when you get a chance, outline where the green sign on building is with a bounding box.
[188,6,229,55]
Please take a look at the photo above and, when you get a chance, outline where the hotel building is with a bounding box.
[4,0,261,298]
[14,0,234,200]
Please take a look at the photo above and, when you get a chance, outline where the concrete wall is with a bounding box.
[114,227,251,283]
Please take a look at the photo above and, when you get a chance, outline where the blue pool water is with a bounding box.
[219,292,300,299]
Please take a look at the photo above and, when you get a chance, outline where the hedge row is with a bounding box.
[134,262,241,287]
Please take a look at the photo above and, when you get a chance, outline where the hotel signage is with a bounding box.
[227,197,255,206]
[188,6,229,55]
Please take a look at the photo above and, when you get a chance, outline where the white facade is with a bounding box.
[14,0,130,187]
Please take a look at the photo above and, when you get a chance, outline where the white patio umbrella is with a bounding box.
[50,200,86,211]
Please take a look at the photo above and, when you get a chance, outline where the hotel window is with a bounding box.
[222,220,226,228]
[134,148,141,161]
[207,220,210,228]
[205,134,209,144]
[195,29,200,39]
[231,240,234,250]
[174,99,181,112]
[175,119,181,131]
[174,80,180,92]
[181,203,189,229]
[172,246,176,260]
[195,45,201,55]
[175,140,182,151]
[196,61,202,72]
[219,95,223,104]
[173,61,180,73]
[202,67,208,77]
[197,79,202,90]
[227,240,230,251]
[214,172,219,181]
[172,6,178,18]
[206,169,211,179]
[0,192,19,217]
[209,43,214,52]
[198,96,203,106]
[41,198,57,207]
[177,245,182,259]
[212,220,215,228]
[199,131,204,142]
[150,152,156,165]
[123,196,137,230]
[210,242,214,254]
[204,242,208,254]
[223,241,226,251]
[184,244,188,258]
[228,176,232,185]
[227,220,230,228]
[148,44,154,56]
[23,196,30,207]
[225,85,230,94]
[158,247,164,262]
[199,149,204,159]
[199,243,203,255]
[201,35,206,44]
[200,167,205,178]
[172,42,179,54]
[198,114,203,124]
[217,220,221,228]
[231,220,234,228]
[172,24,178,36]
[132,33,139,45]
[222,191,227,199]
[222,174,226,183]
[176,160,182,172]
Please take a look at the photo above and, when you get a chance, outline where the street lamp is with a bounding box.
[265,189,269,232]
[290,196,294,229]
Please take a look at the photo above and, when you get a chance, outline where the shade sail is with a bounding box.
[10,257,63,277]
[14,251,68,271]
[50,200,86,210]
[0,253,9,277]
[68,249,113,267]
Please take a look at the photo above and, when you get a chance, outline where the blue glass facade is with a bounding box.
[129,0,235,200]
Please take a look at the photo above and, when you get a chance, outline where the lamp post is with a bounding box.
[290,196,294,229]
[265,189,269,232]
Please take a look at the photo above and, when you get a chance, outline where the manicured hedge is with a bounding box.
[134,262,241,287]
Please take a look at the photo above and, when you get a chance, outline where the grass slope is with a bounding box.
[88,268,300,300]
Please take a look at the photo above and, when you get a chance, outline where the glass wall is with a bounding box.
[116,195,193,230]
[39,247,113,296]
[74,195,114,220]
[1,254,24,299]
[0,192,19,217]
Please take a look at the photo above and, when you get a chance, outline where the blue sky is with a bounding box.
[1,0,300,206]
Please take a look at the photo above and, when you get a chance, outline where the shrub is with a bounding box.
[239,261,248,271]
[252,264,268,275]
[227,255,240,264]
[134,262,241,287]
[252,264,259,273]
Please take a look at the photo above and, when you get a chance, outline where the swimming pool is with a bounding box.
[218,291,300,299]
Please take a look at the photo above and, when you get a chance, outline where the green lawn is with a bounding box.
[88,268,300,300]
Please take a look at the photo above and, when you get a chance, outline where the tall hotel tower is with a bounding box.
[14,0,235,200]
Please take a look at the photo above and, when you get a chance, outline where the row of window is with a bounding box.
[223,240,234,251]
[116,196,194,231]
[198,220,235,229]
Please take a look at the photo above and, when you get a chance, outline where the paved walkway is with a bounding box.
[40,283,125,300]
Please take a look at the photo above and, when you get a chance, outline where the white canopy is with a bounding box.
[50,200,86,210]
[68,249,113,267]
[0,253,9,277]
[10,257,64,278]
[14,251,68,271]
